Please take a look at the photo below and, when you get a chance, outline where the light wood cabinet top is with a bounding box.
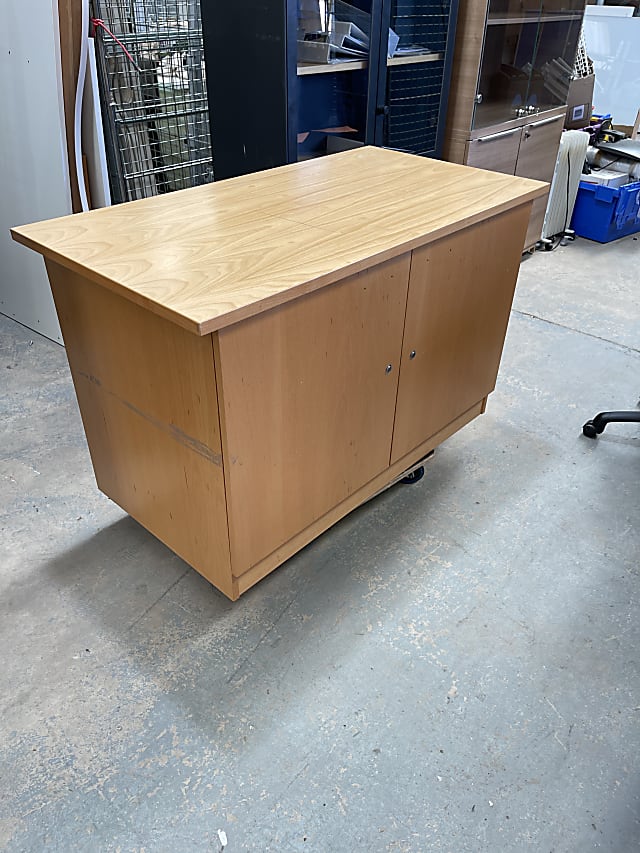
[12,147,547,335]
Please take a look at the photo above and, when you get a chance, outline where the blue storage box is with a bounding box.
[571,179,640,243]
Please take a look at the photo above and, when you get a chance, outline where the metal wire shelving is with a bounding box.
[92,0,214,203]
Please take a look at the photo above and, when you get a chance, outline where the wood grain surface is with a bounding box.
[235,400,485,596]
[12,147,547,336]
[216,255,410,576]
[58,0,84,213]
[390,204,530,462]
[47,260,235,598]
[515,117,565,183]
[515,116,564,246]
[465,131,521,174]
[443,0,487,157]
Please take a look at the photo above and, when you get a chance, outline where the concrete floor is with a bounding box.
[1,233,639,852]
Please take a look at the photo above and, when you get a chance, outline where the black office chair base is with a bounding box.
[583,411,640,438]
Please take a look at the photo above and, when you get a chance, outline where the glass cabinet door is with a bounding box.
[473,0,584,130]
[474,0,542,129]
[378,0,457,156]
[527,0,583,114]
[295,0,456,160]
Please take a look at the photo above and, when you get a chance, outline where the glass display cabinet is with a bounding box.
[443,0,586,247]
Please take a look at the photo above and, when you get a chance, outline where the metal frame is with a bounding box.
[95,0,461,189]
[375,0,460,157]
[92,0,214,202]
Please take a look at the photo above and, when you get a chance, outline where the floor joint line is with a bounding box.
[513,309,640,354]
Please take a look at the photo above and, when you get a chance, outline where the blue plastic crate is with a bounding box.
[571,179,640,243]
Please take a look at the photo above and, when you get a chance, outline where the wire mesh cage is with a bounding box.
[92,0,214,203]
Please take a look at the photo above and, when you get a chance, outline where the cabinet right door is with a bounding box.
[515,113,565,247]
[391,205,531,463]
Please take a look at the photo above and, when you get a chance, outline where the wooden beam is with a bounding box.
[58,0,83,212]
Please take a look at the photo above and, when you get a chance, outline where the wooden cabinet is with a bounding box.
[11,148,547,600]
[214,206,530,580]
[464,113,564,246]
[443,0,586,247]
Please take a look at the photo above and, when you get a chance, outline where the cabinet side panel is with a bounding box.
[216,255,411,577]
[446,135,471,166]
[522,194,549,250]
[45,261,222,451]
[391,204,530,462]
[443,0,487,160]
[46,261,234,598]
[202,1,290,177]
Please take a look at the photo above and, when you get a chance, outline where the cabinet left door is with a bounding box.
[216,254,410,577]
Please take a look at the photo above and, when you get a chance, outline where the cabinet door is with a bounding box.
[466,127,521,174]
[526,4,584,115]
[217,255,410,576]
[515,112,564,246]
[475,17,541,130]
[391,205,530,463]
[376,0,458,158]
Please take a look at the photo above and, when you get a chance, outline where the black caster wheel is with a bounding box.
[583,420,598,439]
[401,466,424,484]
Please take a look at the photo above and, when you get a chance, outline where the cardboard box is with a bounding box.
[565,73,595,129]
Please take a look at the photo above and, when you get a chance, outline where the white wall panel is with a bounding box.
[0,1,72,343]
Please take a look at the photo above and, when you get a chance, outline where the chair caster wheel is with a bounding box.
[583,420,598,439]
[401,466,424,484]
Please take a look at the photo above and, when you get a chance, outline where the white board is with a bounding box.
[584,12,640,127]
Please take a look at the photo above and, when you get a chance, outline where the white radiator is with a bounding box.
[542,130,590,240]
